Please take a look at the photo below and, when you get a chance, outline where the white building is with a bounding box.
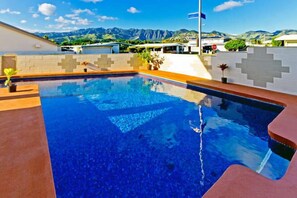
[0,21,59,54]
[81,43,120,54]
[275,35,297,47]
[185,37,230,53]
[201,37,229,46]
[129,43,184,54]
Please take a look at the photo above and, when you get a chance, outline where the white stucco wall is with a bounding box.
[210,47,297,95]
[266,47,297,94]
[210,51,252,85]
[0,25,58,53]
[160,54,212,79]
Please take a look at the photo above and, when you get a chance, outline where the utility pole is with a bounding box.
[198,0,202,55]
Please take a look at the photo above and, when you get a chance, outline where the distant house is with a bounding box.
[61,45,82,54]
[275,35,297,47]
[201,36,231,47]
[129,43,184,54]
[81,43,120,54]
[0,21,59,54]
[185,37,231,53]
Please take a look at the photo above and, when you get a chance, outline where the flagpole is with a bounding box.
[198,0,202,55]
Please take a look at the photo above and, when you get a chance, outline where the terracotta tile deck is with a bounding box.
[0,85,55,197]
[1,70,296,197]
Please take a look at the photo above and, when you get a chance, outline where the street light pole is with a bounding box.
[198,0,202,55]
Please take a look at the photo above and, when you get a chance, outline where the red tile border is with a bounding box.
[0,85,55,197]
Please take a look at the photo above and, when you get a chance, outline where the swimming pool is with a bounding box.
[21,74,292,197]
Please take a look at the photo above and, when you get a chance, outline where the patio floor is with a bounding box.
[0,84,55,197]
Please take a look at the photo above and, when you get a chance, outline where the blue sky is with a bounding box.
[0,0,297,34]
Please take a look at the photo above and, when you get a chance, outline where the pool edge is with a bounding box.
[1,70,296,197]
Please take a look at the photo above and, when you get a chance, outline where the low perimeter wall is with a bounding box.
[159,54,212,79]
[0,54,144,75]
[209,47,297,95]
[0,48,296,95]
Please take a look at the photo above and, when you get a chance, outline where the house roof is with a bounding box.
[0,21,58,46]
[275,34,297,41]
[133,43,184,48]
[82,42,119,48]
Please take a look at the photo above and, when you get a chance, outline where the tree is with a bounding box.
[271,37,283,47]
[251,39,262,45]
[225,39,247,51]
[82,34,97,42]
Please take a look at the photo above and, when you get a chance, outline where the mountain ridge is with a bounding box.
[34,27,297,44]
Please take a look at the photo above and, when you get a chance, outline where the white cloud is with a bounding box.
[48,24,64,29]
[55,16,91,26]
[0,8,21,15]
[55,16,75,24]
[32,13,39,18]
[60,9,94,26]
[73,9,94,16]
[38,3,56,16]
[47,7,94,31]
[65,13,76,19]
[45,17,51,21]
[20,20,27,24]
[98,15,118,22]
[76,18,91,25]
[65,9,94,20]
[127,7,140,14]
[214,1,242,12]
[48,24,79,31]
[83,0,103,3]
[214,0,254,12]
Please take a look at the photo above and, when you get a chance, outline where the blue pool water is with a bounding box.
[22,75,292,197]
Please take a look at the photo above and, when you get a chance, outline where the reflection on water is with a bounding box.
[20,75,293,197]
[189,105,206,186]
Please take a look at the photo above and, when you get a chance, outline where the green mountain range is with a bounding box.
[34,28,297,44]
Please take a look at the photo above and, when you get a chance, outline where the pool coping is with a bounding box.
[0,70,138,81]
[0,70,296,197]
